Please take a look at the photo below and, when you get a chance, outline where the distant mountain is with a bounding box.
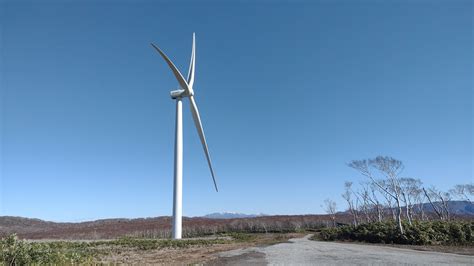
[336,200,473,216]
[451,200,474,215]
[203,212,267,219]
[421,200,473,216]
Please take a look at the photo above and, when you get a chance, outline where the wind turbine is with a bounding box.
[151,33,218,240]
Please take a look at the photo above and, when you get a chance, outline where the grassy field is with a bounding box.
[0,232,304,264]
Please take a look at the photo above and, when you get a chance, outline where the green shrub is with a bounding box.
[225,232,256,242]
[0,234,233,264]
[314,221,474,246]
[108,236,228,250]
[0,234,98,264]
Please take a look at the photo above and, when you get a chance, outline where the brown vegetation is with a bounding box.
[0,215,349,240]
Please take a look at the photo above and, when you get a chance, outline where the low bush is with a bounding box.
[0,234,231,264]
[0,234,98,264]
[225,232,257,242]
[109,236,228,250]
[315,220,474,245]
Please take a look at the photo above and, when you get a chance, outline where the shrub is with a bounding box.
[0,234,98,264]
[314,221,474,246]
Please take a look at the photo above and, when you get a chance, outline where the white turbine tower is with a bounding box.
[151,33,218,240]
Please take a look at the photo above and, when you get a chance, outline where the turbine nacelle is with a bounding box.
[170,89,191,99]
[170,86,194,99]
[170,89,185,99]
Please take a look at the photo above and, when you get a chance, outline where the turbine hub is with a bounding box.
[170,89,186,99]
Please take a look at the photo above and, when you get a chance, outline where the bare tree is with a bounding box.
[357,183,381,223]
[342,181,359,226]
[370,183,384,222]
[378,179,396,221]
[399,177,422,225]
[357,188,372,223]
[450,183,473,203]
[423,186,452,220]
[323,199,337,226]
[438,190,452,220]
[358,182,384,222]
[413,187,427,221]
[423,187,442,219]
[349,156,405,234]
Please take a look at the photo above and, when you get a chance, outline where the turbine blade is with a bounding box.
[151,43,190,94]
[186,33,195,89]
[189,96,218,192]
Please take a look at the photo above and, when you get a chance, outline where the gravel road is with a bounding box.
[215,234,473,265]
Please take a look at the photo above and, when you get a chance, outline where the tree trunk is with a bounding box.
[405,204,412,225]
[376,205,382,222]
[440,195,450,221]
[401,192,412,225]
[395,198,404,234]
[423,188,443,220]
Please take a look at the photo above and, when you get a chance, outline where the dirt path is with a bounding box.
[215,234,474,265]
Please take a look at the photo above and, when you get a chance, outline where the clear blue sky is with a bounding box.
[0,0,472,222]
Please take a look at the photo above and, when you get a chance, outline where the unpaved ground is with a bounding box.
[346,241,474,256]
[97,233,304,264]
[215,234,474,265]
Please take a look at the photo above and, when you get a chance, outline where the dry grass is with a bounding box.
[0,215,334,240]
[373,243,474,256]
[1,232,305,264]
[97,233,306,264]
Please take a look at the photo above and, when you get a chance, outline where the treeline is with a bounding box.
[323,156,473,234]
[131,216,329,238]
[3,215,336,240]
